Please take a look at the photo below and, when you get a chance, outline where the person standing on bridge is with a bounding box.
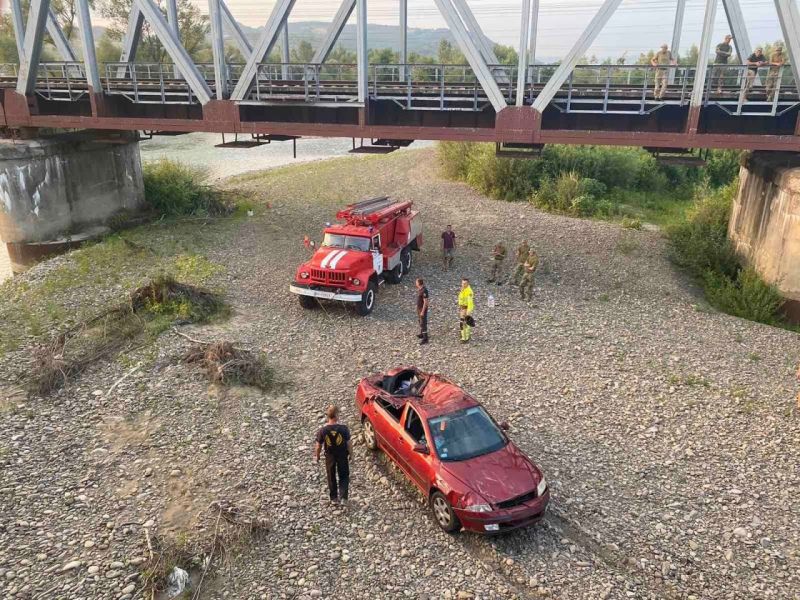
[441,224,457,271]
[766,45,787,102]
[651,44,676,100]
[744,47,768,98]
[713,34,734,93]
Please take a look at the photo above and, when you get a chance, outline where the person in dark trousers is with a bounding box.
[416,278,429,345]
[441,225,456,270]
[314,405,352,505]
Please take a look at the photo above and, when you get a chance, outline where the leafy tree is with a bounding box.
[96,31,122,67]
[493,44,518,66]
[438,39,464,64]
[99,0,210,63]
[290,40,315,63]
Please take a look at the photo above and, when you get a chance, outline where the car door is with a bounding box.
[366,395,404,463]
[371,235,383,275]
[398,405,433,492]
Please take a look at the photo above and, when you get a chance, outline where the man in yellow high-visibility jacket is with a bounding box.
[458,278,474,343]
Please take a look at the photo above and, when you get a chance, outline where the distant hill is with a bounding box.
[233,21,478,57]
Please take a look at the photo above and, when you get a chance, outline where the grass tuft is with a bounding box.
[184,341,274,390]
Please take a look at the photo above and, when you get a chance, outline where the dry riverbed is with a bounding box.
[0,148,798,600]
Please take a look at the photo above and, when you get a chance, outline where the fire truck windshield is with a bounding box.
[323,234,371,252]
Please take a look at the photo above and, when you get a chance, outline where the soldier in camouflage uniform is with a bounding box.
[519,248,539,300]
[488,242,507,284]
[511,241,530,286]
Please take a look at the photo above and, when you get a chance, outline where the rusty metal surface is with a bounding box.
[4,91,800,151]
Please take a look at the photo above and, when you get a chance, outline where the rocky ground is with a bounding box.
[0,147,798,600]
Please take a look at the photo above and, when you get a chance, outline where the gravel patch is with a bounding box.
[0,147,798,600]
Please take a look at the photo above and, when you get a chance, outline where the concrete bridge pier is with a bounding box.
[0,131,145,273]
[730,152,800,322]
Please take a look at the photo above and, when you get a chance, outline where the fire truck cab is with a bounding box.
[289,197,422,315]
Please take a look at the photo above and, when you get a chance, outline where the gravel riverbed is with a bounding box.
[0,148,798,600]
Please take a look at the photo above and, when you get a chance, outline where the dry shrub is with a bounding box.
[141,499,269,597]
[30,277,224,396]
[185,341,274,390]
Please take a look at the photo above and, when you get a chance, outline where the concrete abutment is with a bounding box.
[0,131,144,273]
[731,151,800,322]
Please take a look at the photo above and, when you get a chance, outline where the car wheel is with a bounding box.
[362,418,378,451]
[298,295,318,309]
[357,281,377,316]
[401,248,412,274]
[430,491,461,533]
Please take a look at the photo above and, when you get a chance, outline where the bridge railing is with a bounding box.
[104,62,199,104]
[36,61,88,101]
[701,64,797,117]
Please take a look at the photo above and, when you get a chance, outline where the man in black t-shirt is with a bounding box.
[441,225,456,270]
[314,405,352,504]
[744,47,768,97]
[416,278,429,345]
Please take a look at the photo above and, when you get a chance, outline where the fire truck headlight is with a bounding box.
[300,271,310,279]
[353,278,361,286]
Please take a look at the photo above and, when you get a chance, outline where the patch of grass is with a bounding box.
[144,158,234,217]
[748,353,761,361]
[30,277,225,396]
[621,216,642,230]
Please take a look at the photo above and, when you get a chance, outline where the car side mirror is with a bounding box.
[500,421,511,431]
[412,443,429,455]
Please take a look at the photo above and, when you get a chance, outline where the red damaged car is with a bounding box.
[355,367,549,534]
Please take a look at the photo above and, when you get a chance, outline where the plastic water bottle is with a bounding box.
[488,293,495,308]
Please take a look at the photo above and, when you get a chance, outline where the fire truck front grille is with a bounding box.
[310,269,348,285]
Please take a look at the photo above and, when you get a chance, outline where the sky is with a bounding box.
[194,0,787,60]
[1,0,789,62]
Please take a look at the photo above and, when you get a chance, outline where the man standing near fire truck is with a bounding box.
[416,278,429,345]
[458,278,474,343]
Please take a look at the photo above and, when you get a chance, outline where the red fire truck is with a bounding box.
[289,197,423,315]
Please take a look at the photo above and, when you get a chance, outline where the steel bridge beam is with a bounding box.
[76,0,100,91]
[166,0,182,79]
[47,8,77,61]
[312,0,356,65]
[136,0,213,104]
[10,0,26,63]
[451,0,499,65]
[222,0,253,59]
[17,0,51,95]
[433,0,506,112]
[529,0,539,78]
[231,0,296,101]
[774,0,800,93]
[516,0,531,105]
[357,0,368,103]
[669,0,686,84]
[722,0,753,62]
[691,0,718,108]
[400,0,408,81]
[209,0,227,98]
[118,2,144,77]
[281,22,290,79]
[532,0,623,113]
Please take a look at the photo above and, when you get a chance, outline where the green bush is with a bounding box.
[621,216,642,230]
[703,268,784,325]
[143,159,230,217]
[667,181,740,280]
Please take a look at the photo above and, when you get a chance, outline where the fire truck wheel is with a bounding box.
[385,263,403,284]
[357,281,377,316]
[401,248,413,274]
[298,295,319,310]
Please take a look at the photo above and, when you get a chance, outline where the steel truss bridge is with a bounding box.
[3,0,800,152]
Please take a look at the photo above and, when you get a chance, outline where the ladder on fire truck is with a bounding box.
[337,197,413,225]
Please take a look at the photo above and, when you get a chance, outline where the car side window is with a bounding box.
[372,235,381,252]
[375,397,403,421]
[405,407,425,444]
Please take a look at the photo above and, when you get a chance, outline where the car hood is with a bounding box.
[441,443,542,505]
[310,248,369,271]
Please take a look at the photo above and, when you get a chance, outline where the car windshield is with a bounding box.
[323,234,370,252]
[428,406,507,462]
